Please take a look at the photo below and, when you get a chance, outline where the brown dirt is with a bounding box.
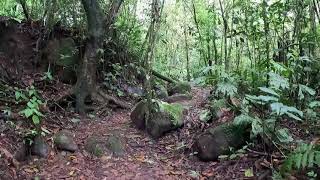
[0,87,266,180]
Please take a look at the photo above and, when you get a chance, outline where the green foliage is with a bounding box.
[16,86,44,126]
[215,73,238,98]
[281,143,320,176]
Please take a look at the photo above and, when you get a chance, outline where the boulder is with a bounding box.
[165,94,192,103]
[85,136,104,157]
[154,84,168,99]
[146,111,180,138]
[31,136,50,158]
[194,123,249,161]
[106,135,125,156]
[130,100,148,129]
[168,82,191,95]
[14,143,28,162]
[131,100,184,138]
[54,130,78,152]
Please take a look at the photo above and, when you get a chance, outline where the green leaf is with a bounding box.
[301,151,308,169]
[308,151,315,168]
[258,87,279,97]
[244,168,254,177]
[268,72,289,90]
[27,102,35,108]
[15,91,21,100]
[199,109,211,122]
[23,109,33,118]
[309,101,320,108]
[32,115,40,124]
[276,128,293,143]
[295,153,303,169]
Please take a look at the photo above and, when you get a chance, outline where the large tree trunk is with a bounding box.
[75,0,104,114]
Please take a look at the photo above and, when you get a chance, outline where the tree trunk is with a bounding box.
[75,0,104,114]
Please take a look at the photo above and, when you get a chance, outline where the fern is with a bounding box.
[268,72,290,90]
[281,143,320,175]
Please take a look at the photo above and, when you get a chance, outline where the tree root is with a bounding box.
[53,87,131,113]
[95,89,131,109]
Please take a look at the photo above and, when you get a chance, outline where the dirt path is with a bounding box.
[10,87,255,180]
[15,87,210,179]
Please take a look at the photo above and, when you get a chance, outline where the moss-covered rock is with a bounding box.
[85,136,104,157]
[130,100,148,129]
[154,84,168,99]
[194,123,249,161]
[106,135,125,156]
[131,100,184,138]
[168,82,191,95]
[54,130,78,152]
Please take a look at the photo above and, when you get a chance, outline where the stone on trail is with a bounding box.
[168,82,191,95]
[154,84,169,99]
[54,130,78,152]
[106,135,125,156]
[130,100,148,129]
[14,143,28,162]
[31,136,50,158]
[130,100,184,138]
[85,136,104,157]
[194,123,249,161]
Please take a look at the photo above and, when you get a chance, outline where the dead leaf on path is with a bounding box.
[135,155,146,162]
[69,170,75,176]
[168,171,183,175]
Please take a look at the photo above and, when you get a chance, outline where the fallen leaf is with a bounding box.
[244,168,254,177]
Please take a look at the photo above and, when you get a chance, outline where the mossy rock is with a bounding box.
[131,100,184,138]
[154,84,168,99]
[130,100,148,129]
[54,130,78,152]
[168,82,191,95]
[85,136,104,157]
[146,110,183,139]
[106,135,125,156]
[194,123,249,161]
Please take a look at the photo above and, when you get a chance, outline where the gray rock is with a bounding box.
[14,143,28,162]
[54,130,78,152]
[106,135,124,156]
[154,84,168,99]
[146,111,183,139]
[194,123,249,161]
[31,136,49,158]
[130,100,148,129]
[85,136,104,157]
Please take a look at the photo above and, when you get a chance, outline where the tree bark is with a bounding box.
[75,0,104,114]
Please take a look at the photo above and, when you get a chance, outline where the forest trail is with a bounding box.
[18,87,219,180]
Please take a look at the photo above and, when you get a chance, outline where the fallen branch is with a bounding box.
[96,90,131,109]
[151,70,176,84]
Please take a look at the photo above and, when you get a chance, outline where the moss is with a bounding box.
[85,136,104,157]
[106,136,124,155]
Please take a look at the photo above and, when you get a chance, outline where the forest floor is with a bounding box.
[0,87,265,180]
